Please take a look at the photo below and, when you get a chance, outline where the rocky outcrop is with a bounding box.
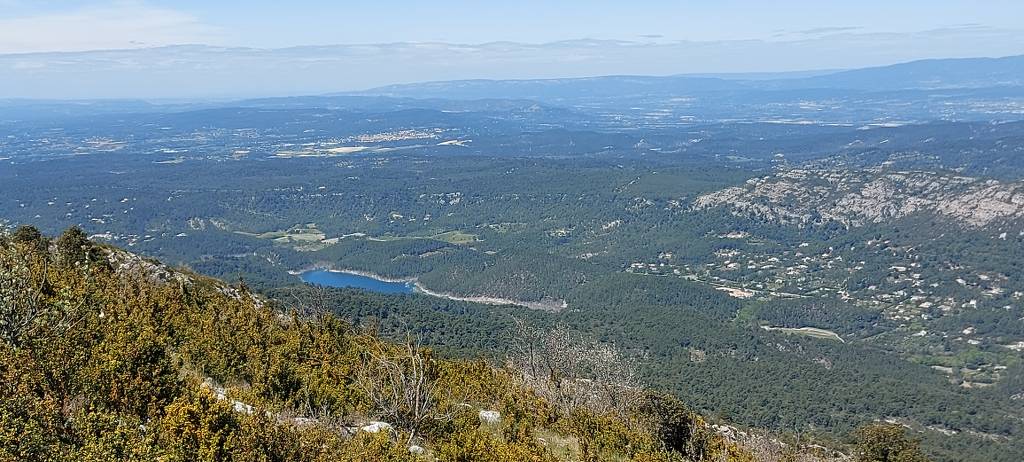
[104,247,265,309]
[105,248,190,285]
[694,169,1024,228]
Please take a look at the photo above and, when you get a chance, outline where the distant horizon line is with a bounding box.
[1,39,1020,66]
[0,48,1021,103]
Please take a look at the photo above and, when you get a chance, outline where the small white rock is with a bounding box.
[478,410,501,424]
[231,400,254,415]
[360,421,393,434]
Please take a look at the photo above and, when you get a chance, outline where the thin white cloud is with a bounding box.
[0,1,221,54]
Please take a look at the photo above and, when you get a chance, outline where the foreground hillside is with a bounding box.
[0,226,933,461]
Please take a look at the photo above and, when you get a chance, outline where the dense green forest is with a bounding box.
[2,226,945,461]
[292,283,1023,461]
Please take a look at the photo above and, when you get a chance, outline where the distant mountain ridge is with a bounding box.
[788,55,1024,90]
[351,75,746,101]
[355,55,1024,100]
[2,41,1021,100]
[3,53,1022,125]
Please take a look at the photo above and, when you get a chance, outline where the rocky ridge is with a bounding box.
[694,168,1024,228]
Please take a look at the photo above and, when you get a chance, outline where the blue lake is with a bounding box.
[299,270,415,295]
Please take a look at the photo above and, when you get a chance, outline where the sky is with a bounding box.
[2,0,1024,51]
[1,1,1023,98]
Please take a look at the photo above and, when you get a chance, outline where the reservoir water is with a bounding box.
[299,270,415,295]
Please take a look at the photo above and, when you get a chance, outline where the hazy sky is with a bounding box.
[2,0,1024,53]
[1,1,1023,99]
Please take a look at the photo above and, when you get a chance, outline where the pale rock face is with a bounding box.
[694,168,1024,228]
[408,445,426,455]
[105,248,189,285]
[103,247,265,309]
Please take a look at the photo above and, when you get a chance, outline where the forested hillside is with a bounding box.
[1,226,934,461]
